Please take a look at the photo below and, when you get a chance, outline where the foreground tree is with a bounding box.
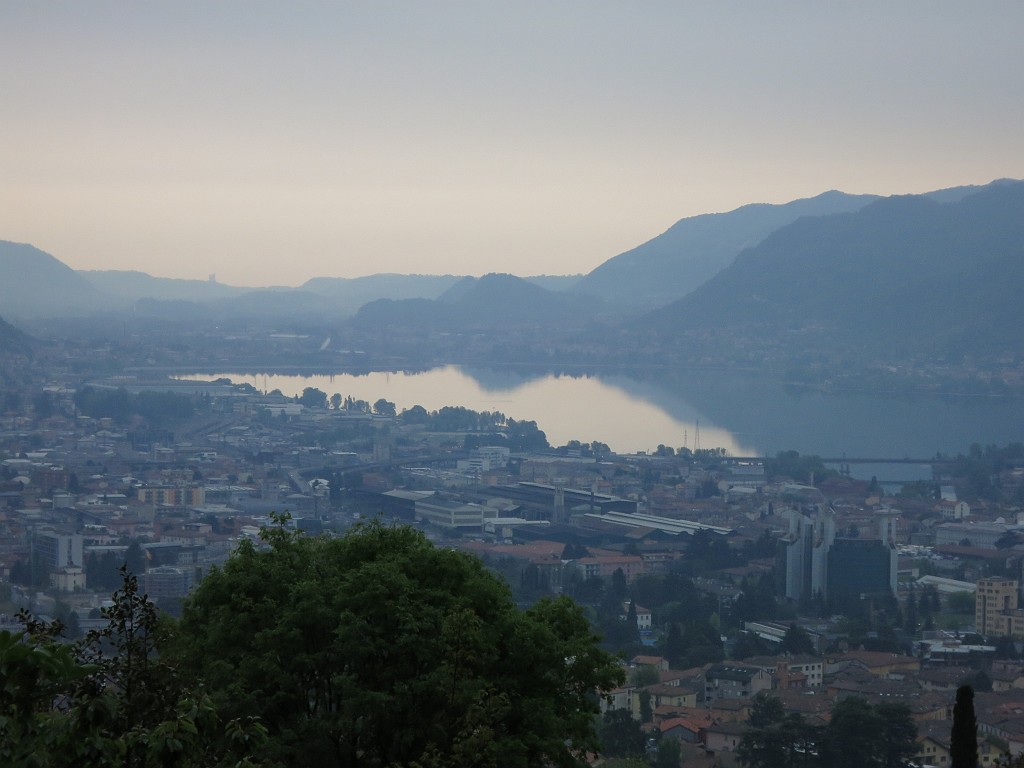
[739,695,821,768]
[0,569,269,767]
[952,684,979,768]
[740,696,915,768]
[169,520,623,767]
[599,709,646,758]
[820,697,917,768]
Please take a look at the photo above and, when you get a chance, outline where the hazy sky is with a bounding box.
[2,2,1022,287]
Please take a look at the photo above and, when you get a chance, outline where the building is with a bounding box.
[484,482,637,522]
[783,506,834,602]
[457,446,511,474]
[571,554,645,581]
[137,485,205,507]
[938,500,971,520]
[51,565,86,592]
[744,655,824,688]
[785,508,899,604]
[703,663,771,702]
[976,577,1024,641]
[33,530,83,575]
[414,497,491,529]
[935,522,1016,550]
[620,601,653,631]
[704,721,750,753]
[630,685,699,719]
[145,565,192,601]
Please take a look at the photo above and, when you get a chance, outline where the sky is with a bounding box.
[2,2,1022,287]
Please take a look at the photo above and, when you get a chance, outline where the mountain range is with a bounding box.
[352,273,602,332]
[1,177,1022,370]
[647,179,1024,362]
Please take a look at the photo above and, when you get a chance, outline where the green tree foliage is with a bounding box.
[732,631,772,660]
[948,443,1024,502]
[951,684,979,768]
[732,573,785,625]
[749,692,786,728]
[169,521,623,767]
[675,620,725,669]
[820,697,917,768]
[372,397,396,416]
[74,385,197,426]
[654,737,681,768]
[134,390,196,424]
[0,624,92,765]
[780,624,816,655]
[505,418,549,451]
[630,664,660,688]
[899,480,941,500]
[905,590,919,633]
[0,568,269,767]
[740,697,916,768]
[662,622,686,668]
[993,635,1020,660]
[948,591,976,614]
[626,600,639,632]
[610,567,628,600]
[598,709,646,759]
[561,542,590,560]
[299,386,328,408]
[398,403,430,423]
[684,529,739,573]
[738,707,821,768]
[124,539,147,577]
[765,450,836,484]
[74,385,132,423]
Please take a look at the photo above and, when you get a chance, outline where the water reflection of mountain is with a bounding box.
[451,364,1024,457]
[459,366,545,392]
[459,365,611,393]
[612,368,1024,458]
[189,365,1024,458]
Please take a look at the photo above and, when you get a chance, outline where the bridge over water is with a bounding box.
[730,456,945,465]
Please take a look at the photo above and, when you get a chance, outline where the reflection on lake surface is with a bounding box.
[184,366,751,455]
[179,366,1024,458]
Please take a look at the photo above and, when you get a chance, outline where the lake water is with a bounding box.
[180,366,1024,461]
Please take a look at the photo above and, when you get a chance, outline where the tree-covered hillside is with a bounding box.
[647,181,1024,363]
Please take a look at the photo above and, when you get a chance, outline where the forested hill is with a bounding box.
[353,272,603,331]
[571,190,880,309]
[645,181,1024,362]
[0,240,109,317]
[0,314,30,353]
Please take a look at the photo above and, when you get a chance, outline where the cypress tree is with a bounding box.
[951,684,978,768]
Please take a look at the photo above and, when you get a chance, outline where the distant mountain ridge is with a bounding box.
[353,273,600,331]
[2,178,1019,343]
[571,180,1016,310]
[571,190,881,308]
[81,270,249,302]
[0,241,110,317]
[646,180,1024,361]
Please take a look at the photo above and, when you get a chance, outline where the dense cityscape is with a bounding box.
[3,332,1024,766]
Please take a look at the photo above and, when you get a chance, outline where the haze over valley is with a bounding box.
[6,5,1024,764]
[4,178,1024,394]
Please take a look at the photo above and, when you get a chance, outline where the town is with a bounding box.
[3,340,1024,767]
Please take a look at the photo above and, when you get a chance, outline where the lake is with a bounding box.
[179,366,1024,463]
